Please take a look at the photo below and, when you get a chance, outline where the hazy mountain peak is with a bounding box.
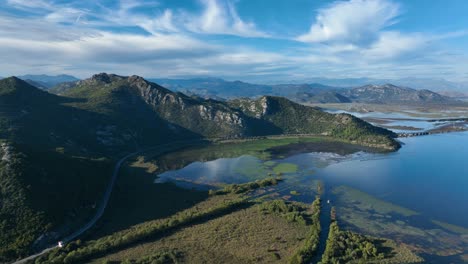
[1,76,38,92]
[85,73,125,84]
[16,74,80,90]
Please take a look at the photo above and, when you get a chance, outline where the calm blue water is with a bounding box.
[157,132,468,228]
[317,133,468,227]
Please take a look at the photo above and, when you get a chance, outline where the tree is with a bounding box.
[331,207,336,222]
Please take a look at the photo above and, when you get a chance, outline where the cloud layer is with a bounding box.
[0,0,467,83]
[297,0,400,45]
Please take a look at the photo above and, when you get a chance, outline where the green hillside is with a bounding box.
[229,96,398,149]
[0,78,114,261]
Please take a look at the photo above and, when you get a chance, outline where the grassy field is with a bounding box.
[38,193,248,263]
[90,201,311,263]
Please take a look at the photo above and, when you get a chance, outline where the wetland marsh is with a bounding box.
[154,132,468,262]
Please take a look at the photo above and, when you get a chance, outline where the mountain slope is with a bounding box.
[150,78,339,99]
[0,77,116,261]
[295,91,352,104]
[0,76,195,261]
[343,84,455,104]
[65,74,261,138]
[48,80,80,95]
[229,96,398,149]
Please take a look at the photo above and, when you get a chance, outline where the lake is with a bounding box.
[155,128,468,260]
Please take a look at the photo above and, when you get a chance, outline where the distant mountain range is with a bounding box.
[0,74,398,262]
[342,84,452,104]
[9,74,466,105]
[150,78,341,99]
[263,77,468,94]
[149,77,462,105]
[17,74,79,89]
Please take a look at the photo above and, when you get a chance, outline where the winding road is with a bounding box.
[12,151,141,264]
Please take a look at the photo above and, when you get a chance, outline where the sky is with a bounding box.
[1,0,468,83]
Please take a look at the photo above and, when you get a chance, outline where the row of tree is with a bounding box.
[259,199,308,225]
[289,196,322,264]
[210,177,282,195]
[319,207,384,264]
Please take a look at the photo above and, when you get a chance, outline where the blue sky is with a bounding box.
[1,0,468,83]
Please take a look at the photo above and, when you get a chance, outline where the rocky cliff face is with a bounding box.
[230,96,271,118]
[67,73,250,138]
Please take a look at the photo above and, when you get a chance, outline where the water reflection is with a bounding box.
[154,132,468,259]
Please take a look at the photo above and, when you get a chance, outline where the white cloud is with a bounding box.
[187,0,267,37]
[138,9,179,34]
[138,0,268,37]
[363,31,427,59]
[297,0,399,45]
[45,7,88,24]
[294,0,432,67]
[6,0,54,11]
[0,14,280,78]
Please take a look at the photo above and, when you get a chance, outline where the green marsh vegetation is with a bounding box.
[210,177,282,195]
[430,220,468,235]
[272,163,298,174]
[320,219,383,264]
[319,207,423,264]
[290,190,300,195]
[333,186,418,217]
[259,199,309,225]
[289,197,321,264]
[332,185,464,261]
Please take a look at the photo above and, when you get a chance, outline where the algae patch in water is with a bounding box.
[272,163,299,174]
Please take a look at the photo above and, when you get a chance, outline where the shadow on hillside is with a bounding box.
[89,161,210,239]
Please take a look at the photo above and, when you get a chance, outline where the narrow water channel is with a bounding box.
[311,190,332,264]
